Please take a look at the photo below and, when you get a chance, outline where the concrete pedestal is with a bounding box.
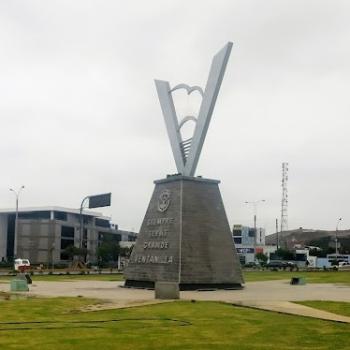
[124,175,244,290]
[155,282,180,299]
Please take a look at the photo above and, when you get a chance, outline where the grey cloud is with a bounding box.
[1,0,349,234]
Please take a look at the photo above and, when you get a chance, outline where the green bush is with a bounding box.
[0,261,13,268]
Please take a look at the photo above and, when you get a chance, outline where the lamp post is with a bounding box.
[78,192,112,262]
[244,200,266,250]
[79,196,90,250]
[335,217,342,256]
[9,185,25,258]
[275,218,279,250]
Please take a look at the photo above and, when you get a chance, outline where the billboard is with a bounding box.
[88,193,112,208]
[236,248,254,254]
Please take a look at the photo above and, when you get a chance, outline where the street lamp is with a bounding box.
[244,200,266,246]
[9,185,25,258]
[335,217,342,256]
[78,192,112,264]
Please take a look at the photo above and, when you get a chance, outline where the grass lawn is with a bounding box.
[0,273,124,282]
[0,298,349,350]
[244,270,350,284]
[296,301,350,318]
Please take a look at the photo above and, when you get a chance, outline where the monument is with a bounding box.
[124,42,244,290]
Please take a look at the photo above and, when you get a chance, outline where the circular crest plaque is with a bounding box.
[157,190,171,212]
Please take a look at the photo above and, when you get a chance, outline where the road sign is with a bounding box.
[88,193,111,208]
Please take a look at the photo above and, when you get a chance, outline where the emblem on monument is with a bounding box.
[157,190,171,212]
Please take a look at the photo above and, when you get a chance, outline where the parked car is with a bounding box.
[338,261,350,271]
[244,262,260,269]
[267,260,299,271]
[266,261,288,269]
[14,258,31,272]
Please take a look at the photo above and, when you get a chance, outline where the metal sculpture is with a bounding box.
[155,42,232,177]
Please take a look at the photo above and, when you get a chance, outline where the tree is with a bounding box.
[255,252,268,264]
[339,237,350,254]
[271,248,294,261]
[308,237,333,251]
[308,235,350,255]
[308,248,333,258]
[97,240,120,264]
[62,245,88,261]
[119,246,133,258]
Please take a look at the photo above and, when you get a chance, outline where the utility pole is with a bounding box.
[245,200,266,252]
[275,218,279,250]
[254,214,257,240]
[280,162,289,233]
[336,218,342,256]
[9,186,25,258]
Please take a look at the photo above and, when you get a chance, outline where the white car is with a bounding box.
[14,258,31,272]
[338,261,350,271]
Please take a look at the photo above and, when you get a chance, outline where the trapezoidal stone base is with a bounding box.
[124,175,244,290]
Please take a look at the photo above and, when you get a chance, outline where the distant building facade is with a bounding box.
[0,207,137,264]
[233,225,265,246]
[232,224,267,264]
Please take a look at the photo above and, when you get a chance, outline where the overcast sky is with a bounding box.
[1,0,349,235]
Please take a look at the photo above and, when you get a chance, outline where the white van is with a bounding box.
[338,261,350,271]
[14,258,31,272]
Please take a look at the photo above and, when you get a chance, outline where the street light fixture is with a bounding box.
[9,185,25,258]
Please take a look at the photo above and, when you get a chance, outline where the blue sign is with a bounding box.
[237,248,254,254]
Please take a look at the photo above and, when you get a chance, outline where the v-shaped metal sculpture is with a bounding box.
[155,42,232,177]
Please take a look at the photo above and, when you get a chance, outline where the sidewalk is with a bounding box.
[234,300,350,324]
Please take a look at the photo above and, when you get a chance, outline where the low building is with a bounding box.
[232,225,265,245]
[258,245,278,261]
[0,207,137,264]
[232,224,267,264]
[327,254,350,264]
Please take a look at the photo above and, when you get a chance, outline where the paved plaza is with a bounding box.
[1,279,350,323]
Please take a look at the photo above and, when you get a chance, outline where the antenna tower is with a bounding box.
[280,162,289,232]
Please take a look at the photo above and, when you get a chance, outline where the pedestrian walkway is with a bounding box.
[234,300,350,324]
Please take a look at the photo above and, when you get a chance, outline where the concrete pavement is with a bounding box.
[235,300,350,323]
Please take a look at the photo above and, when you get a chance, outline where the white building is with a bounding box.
[232,224,267,264]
